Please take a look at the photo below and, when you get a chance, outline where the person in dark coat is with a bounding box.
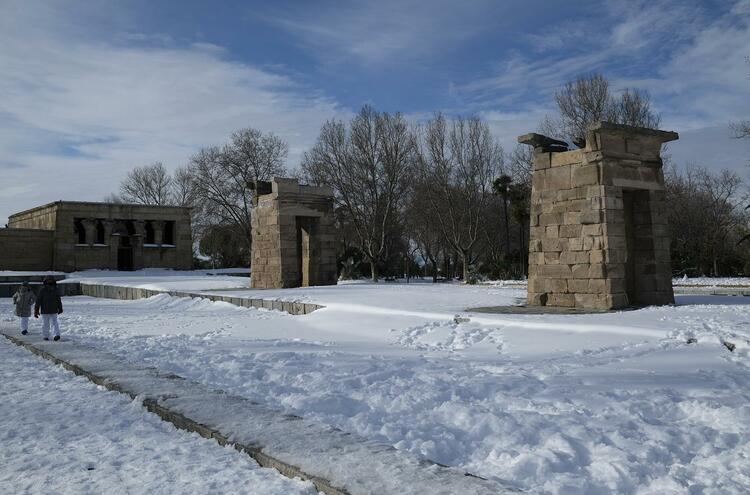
[34,276,63,341]
[12,281,36,335]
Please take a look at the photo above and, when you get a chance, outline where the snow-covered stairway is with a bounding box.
[1,328,515,495]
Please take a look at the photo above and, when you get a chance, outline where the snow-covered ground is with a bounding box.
[0,270,65,277]
[66,268,252,291]
[0,338,316,495]
[3,280,750,494]
[481,276,750,289]
[672,276,750,287]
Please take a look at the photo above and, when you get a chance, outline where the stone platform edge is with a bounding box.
[1,330,511,495]
[1,332,347,495]
[0,281,322,315]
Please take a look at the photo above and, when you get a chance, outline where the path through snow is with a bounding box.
[0,337,317,494]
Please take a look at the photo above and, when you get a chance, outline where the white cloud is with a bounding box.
[668,126,749,176]
[0,2,348,224]
[260,0,500,67]
[457,0,750,172]
[479,109,551,156]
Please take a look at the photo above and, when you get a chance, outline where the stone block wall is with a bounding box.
[0,228,54,271]
[521,122,678,310]
[7,201,192,272]
[251,178,337,289]
[52,203,193,272]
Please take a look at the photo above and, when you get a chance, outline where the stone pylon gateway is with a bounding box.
[249,178,337,289]
[519,122,678,310]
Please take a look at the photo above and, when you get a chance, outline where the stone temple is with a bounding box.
[249,178,337,289]
[0,201,192,272]
[520,122,678,310]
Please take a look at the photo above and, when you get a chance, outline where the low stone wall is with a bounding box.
[0,281,79,298]
[672,287,750,296]
[0,274,66,284]
[77,283,322,315]
[0,279,321,315]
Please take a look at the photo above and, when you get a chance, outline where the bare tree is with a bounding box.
[666,164,748,276]
[555,73,615,147]
[698,168,744,276]
[732,121,750,139]
[302,105,415,281]
[730,57,750,140]
[171,166,197,207]
[406,182,444,282]
[615,89,661,129]
[508,143,534,187]
[119,162,173,205]
[102,193,125,204]
[188,128,288,263]
[226,128,288,182]
[492,174,512,256]
[550,73,661,147]
[478,145,532,279]
[416,113,503,281]
[115,163,194,207]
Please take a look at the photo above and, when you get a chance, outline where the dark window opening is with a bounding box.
[145,221,155,244]
[163,221,175,245]
[95,221,105,244]
[125,221,136,236]
[74,219,86,244]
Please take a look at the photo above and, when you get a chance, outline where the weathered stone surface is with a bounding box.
[251,178,337,289]
[521,121,677,310]
[3,202,193,272]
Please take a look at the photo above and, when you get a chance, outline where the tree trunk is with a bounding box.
[503,197,510,256]
[519,223,525,277]
[713,256,719,277]
[460,251,469,283]
[370,259,378,282]
[431,259,438,283]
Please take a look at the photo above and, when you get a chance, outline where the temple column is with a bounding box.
[133,220,145,269]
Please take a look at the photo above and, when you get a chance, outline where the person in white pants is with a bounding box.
[41,314,61,340]
[34,276,63,341]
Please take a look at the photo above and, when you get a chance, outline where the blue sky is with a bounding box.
[1,0,749,223]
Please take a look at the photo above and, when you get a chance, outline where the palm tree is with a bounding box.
[509,183,531,277]
[492,175,513,258]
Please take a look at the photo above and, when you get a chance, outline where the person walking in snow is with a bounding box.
[12,281,36,336]
[34,276,63,341]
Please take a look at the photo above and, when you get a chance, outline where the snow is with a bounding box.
[673,276,750,287]
[0,337,317,494]
[3,281,750,493]
[0,271,65,277]
[481,276,750,290]
[66,268,252,291]
[67,268,249,278]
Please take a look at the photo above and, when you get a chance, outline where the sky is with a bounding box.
[1,0,749,224]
